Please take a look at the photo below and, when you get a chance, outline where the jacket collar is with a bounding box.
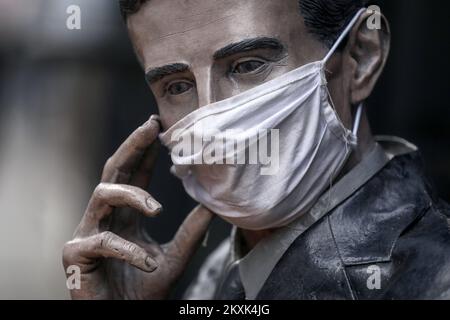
[329,139,432,266]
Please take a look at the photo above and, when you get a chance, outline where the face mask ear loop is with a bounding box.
[319,7,366,142]
[352,103,364,136]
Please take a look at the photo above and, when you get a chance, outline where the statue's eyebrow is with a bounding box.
[213,37,286,60]
[144,38,284,84]
[145,63,189,84]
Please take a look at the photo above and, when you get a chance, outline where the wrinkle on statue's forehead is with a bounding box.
[134,0,238,34]
[148,14,237,43]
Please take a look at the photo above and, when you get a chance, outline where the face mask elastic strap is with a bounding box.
[322,8,367,65]
[326,83,363,139]
[352,103,363,136]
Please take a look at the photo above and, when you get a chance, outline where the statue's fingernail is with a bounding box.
[146,197,162,213]
[145,256,158,272]
[149,115,161,123]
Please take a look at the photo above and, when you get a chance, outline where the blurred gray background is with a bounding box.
[0,0,448,299]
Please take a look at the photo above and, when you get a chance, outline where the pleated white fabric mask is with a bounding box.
[160,9,365,230]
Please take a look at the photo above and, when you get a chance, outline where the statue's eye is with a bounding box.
[232,60,266,74]
[167,81,193,95]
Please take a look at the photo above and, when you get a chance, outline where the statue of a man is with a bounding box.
[63,0,450,299]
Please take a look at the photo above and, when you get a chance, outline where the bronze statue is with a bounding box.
[63,0,450,299]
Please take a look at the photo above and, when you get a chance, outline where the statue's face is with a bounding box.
[127,0,335,129]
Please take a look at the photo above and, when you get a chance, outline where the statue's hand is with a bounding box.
[62,116,213,299]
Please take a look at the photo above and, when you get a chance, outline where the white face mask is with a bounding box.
[160,9,365,230]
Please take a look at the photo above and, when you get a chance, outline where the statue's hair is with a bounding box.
[119,0,371,47]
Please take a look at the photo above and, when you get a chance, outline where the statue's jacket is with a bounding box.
[185,137,450,300]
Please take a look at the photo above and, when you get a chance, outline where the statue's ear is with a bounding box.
[344,8,391,104]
